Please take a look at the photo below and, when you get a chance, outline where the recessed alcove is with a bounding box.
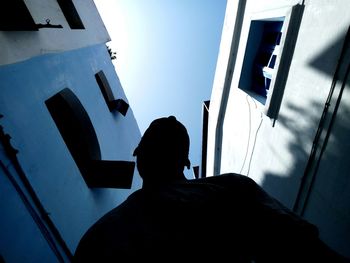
[45,88,134,189]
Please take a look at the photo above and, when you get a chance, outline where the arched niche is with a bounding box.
[45,88,134,189]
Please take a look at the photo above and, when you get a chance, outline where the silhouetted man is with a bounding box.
[74,116,349,262]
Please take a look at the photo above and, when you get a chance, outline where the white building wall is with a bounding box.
[207,0,350,256]
[208,0,350,203]
[206,0,247,178]
[207,0,302,178]
[304,74,350,256]
[0,0,110,66]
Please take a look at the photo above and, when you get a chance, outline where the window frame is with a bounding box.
[239,4,304,122]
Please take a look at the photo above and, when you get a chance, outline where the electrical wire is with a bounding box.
[239,95,252,173]
[239,95,263,176]
[247,116,263,177]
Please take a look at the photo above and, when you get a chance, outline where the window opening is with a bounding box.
[95,70,129,116]
[56,0,85,29]
[239,19,284,102]
[238,4,304,121]
[0,0,38,31]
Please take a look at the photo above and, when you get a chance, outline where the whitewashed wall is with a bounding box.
[0,0,110,66]
[207,0,350,257]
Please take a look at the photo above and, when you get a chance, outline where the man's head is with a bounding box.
[133,116,191,184]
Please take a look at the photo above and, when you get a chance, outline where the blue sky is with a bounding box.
[94,0,227,178]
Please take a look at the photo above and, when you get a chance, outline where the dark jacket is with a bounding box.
[74,173,323,262]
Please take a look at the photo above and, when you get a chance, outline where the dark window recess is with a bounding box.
[0,0,38,31]
[238,19,284,105]
[251,21,283,97]
[56,0,85,29]
[200,100,210,178]
[95,70,129,116]
[192,166,199,179]
[45,88,135,189]
[238,4,304,121]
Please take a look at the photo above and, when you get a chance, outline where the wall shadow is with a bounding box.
[259,28,350,256]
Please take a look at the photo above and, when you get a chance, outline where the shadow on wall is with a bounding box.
[260,28,350,256]
[260,29,349,202]
[260,100,320,206]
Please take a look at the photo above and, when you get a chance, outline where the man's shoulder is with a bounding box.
[92,189,145,229]
[73,189,145,261]
[194,173,254,183]
[187,173,257,192]
[149,173,252,210]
